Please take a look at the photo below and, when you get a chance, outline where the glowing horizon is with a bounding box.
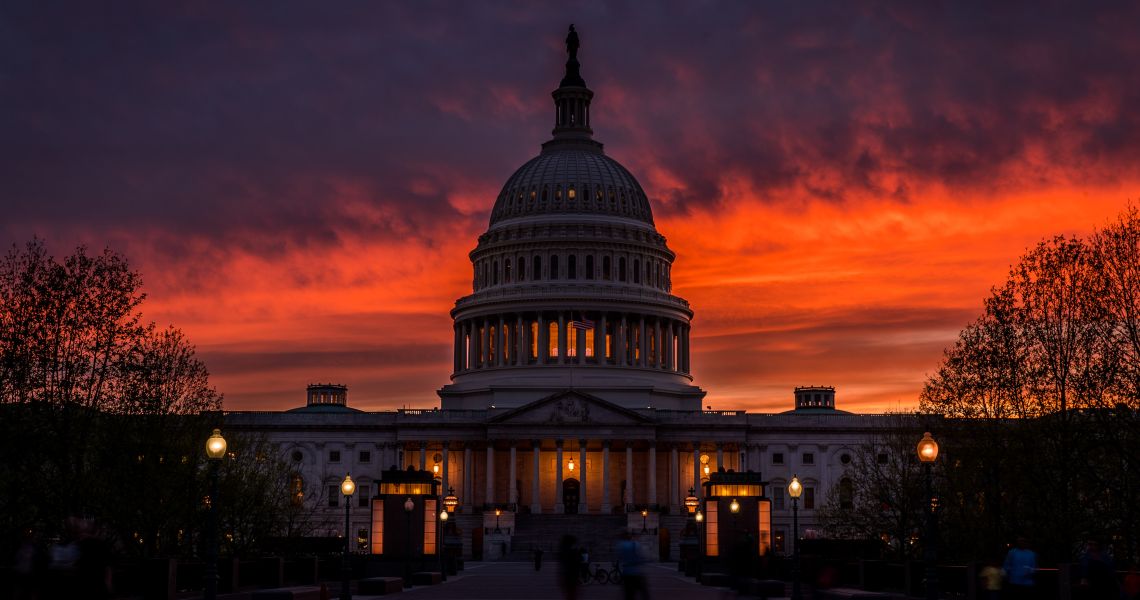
[4,4,1138,413]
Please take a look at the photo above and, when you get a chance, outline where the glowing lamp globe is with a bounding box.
[340,474,355,497]
[205,429,227,460]
[917,432,939,463]
[729,499,740,514]
[788,475,803,499]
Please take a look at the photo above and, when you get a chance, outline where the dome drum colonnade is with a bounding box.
[442,24,703,410]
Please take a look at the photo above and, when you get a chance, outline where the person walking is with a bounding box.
[617,531,650,600]
[1079,540,1118,599]
[558,535,581,600]
[1003,536,1037,600]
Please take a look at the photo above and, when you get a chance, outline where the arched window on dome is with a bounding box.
[533,256,541,281]
[653,262,659,288]
[596,187,603,206]
[568,185,576,200]
[548,322,560,358]
[550,255,560,280]
[603,256,612,280]
[555,186,562,202]
[482,263,488,288]
[519,257,527,282]
[585,255,594,280]
[492,261,499,285]
[504,258,512,283]
[567,255,577,280]
[609,188,616,209]
[530,189,536,203]
[633,259,641,284]
[542,186,549,202]
[618,257,627,282]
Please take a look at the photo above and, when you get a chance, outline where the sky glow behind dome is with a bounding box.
[3,3,1139,412]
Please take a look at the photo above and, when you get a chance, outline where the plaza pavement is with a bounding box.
[379,560,736,600]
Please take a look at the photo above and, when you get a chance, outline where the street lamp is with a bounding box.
[204,429,226,600]
[403,497,414,586]
[917,432,940,600]
[695,508,705,577]
[685,487,699,514]
[788,475,803,600]
[495,508,502,533]
[340,474,355,600]
[443,487,459,513]
[641,508,649,533]
[438,510,448,581]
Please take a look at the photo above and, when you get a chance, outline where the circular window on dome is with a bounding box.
[840,453,852,465]
[291,450,303,462]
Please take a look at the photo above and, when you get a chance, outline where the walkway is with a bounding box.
[387,561,729,600]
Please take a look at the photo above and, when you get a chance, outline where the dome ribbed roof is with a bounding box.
[489,146,655,226]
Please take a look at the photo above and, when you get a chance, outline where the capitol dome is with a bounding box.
[439,26,704,411]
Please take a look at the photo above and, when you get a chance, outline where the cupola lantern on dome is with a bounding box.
[438,26,706,412]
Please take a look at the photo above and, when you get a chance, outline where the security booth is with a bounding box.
[370,466,440,575]
[700,471,772,567]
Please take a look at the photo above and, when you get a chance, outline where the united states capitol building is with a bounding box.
[226,27,906,560]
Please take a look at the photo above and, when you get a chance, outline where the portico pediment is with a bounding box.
[489,390,654,426]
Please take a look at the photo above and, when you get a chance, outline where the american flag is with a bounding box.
[570,314,595,330]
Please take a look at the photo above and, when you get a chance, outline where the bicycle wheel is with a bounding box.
[608,569,622,585]
[580,570,591,584]
[594,570,608,584]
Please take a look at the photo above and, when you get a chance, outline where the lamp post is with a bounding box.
[204,429,226,600]
[695,508,705,578]
[438,510,448,581]
[917,432,940,600]
[403,497,414,586]
[788,475,803,600]
[443,487,459,513]
[340,474,355,600]
[641,508,649,533]
[495,508,502,533]
[685,487,699,515]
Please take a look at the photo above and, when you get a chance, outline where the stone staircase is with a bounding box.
[504,514,628,561]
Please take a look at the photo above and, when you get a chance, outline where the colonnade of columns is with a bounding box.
[406,439,747,514]
[452,311,691,375]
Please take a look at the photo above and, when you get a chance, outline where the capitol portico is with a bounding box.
[225,26,907,561]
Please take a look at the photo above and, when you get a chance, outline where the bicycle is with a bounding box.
[605,560,623,585]
[580,562,613,584]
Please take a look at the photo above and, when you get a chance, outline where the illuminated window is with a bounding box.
[773,530,785,554]
[585,255,594,279]
[530,322,538,359]
[291,474,304,507]
[555,187,562,201]
[705,501,719,556]
[424,499,438,555]
[567,326,577,358]
[605,329,613,359]
[758,499,772,555]
[568,185,576,200]
[585,329,594,357]
[371,501,384,554]
[549,322,559,357]
[489,326,496,362]
[568,255,577,280]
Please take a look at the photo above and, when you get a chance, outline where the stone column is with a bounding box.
[555,440,565,514]
[693,442,701,499]
[648,442,657,507]
[539,314,548,364]
[670,445,680,513]
[576,322,587,365]
[453,323,462,372]
[516,315,525,366]
[509,444,518,507]
[467,321,476,371]
[557,313,567,363]
[441,443,450,493]
[639,316,647,367]
[482,318,491,368]
[486,443,495,507]
[463,444,473,513]
[531,441,542,514]
[654,319,662,368]
[579,439,588,513]
[666,321,674,371]
[618,315,628,366]
[598,314,608,362]
[683,325,691,372]
[601,441,612,513]
[625,445,634,507]
[497,316,505,366]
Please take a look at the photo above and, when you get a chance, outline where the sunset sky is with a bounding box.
[3,2,1139,412]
